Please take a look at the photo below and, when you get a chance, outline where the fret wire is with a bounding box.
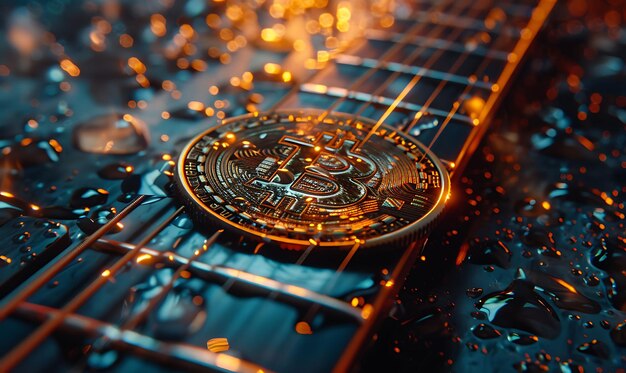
[299,84,474,124]
[363,30,511,61]
[336,55,499,87]
[409,9,523,37]
[91,239,363,321]
[349,0,490,124]
[14,302,270,373]
[0,206,185,371]
[0,194,146,323]
[215,236,298,295]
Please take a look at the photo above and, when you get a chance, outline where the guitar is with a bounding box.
[0,0,557,372]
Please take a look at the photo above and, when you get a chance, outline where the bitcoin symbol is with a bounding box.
[247,131,376,213]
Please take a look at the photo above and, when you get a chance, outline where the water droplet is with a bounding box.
[472,323,501,339]
[546,182,605,206]
[77,207,122,235]
[123,271,205,340]
[590,238,626,310]
[521,228,562,258]
[20,252,37,264]
[515,197,550,218]
[466,288,483,298]
[405,114,439,137]
[169,106,207,121]
[173,214,194,229]
[86,349,118,370]
[476,280,560,339]
[576,339,609,359]
[0,138,62,168]
[559,362,585,373]
[70,187,109,208]
[516,268,600,314]
[530,128,596,161]
[73,113,148,155]
[121,165,173,198]
[13,232,30,243]
[507,332,538,345]
[97,163,134,179]
[610,322,626,346]
[467,239,511,268]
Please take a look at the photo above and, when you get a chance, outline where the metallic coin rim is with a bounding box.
[176,109,450,249]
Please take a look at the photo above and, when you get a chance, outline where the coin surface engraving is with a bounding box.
[176,111,450,249]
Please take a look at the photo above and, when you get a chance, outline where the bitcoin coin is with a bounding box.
[176,110,450,249]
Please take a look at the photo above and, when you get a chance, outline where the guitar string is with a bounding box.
[317,0,556,343]
[210,0,458,301]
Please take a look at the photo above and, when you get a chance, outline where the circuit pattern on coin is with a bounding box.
[177,111,449,249]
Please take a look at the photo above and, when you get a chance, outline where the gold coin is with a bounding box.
[176,110,450,250]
